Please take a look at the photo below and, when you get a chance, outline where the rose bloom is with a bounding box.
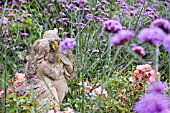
[7,88,13,94]
[129,64,155,84]
[15,72,26,81]
[13,72,26,87]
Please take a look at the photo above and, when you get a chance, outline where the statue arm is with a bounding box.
[59,53,76,80]
[59,53,74,73]
[39,61,57,80]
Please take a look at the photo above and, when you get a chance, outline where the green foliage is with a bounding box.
[0,0,170,113]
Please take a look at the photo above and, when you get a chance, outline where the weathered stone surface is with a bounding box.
[17,28,76,111]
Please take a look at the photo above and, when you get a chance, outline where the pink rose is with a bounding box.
[15,72,26,81]
[7,88,13,94]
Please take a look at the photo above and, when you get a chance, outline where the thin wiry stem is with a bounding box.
[155,45,159,81]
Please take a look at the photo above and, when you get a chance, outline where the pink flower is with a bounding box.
[128,76,135,83]
[0,90,4,99]
[13,72,26,87]
[134,64,155,83]
[92,86,108,97]
[48,110,55,113]
[146,70,155,83]
[7,88,13,94]
[84,82,92,93]
[129,64,156,89]
[15,72,26,81]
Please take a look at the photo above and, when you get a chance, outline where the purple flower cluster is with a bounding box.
[133,81,170,113]
[150,18,170,34]
[103,20,122,33]
[131,44,146,56]
[86,14,93,21]
[59,38,76,50]
[78,0,87,5]
[58,0,67,3]
[137,27,166,45]
[133,93,170,113]
[137,18,170,52]
[110,30,134,46]
[147,81,168,94]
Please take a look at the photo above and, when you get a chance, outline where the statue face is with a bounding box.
[50,41,59,51]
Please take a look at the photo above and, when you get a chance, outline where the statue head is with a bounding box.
[43,28,61,41]
[43,28,61,51]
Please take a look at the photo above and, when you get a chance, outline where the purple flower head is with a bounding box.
[78,0,86,5]
[94,16,102,23]
[150,19,170,34]
[137,27,166,45]
[132,45,146,56]
[101,12,108,17]
[133,93,170,113]
[163,35,170,52]
[135,0,145,3]
[18,0,28,4]
[150,18,170,34]
[103,20,122,33]
[58,0,67,3]
[20,32,29,37]
[48,3,54,6]
[147,81,168,94]
[1,17,8,25]
[110,30,134,46]
[86,14,93,21]
[68,4,75,9]
[6,14,14,17]
[59,38,76,50]
[26,14,32,17]
[92,50,99,53]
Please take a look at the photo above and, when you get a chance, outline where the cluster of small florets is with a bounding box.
[59,38,76,50]
[83,82,108,97]
[0,72,26,99]
[103,20,134,46]
[103,18,170,57]
[138,18,170,52]
[133,81,170,113]
[130,44,146,56]
[129,64,155,90]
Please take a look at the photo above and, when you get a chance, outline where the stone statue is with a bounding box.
[17,28,76,111]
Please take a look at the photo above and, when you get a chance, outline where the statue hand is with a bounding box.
[59,53,72,66]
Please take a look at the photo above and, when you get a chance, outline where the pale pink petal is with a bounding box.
[95,86,102,94]
[148,70,155,82]
[129,76,135,83]
[7,88,13,94]
[0,90,4,99]
[48,110,55,113]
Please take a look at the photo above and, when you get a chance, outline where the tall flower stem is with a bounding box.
[155,45,159,81]
[168,52,170,85]
[108,34,112,62]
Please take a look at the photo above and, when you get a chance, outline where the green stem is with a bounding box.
[168,52,170,80]
[108,34,112,62]
[155,45,159,81]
